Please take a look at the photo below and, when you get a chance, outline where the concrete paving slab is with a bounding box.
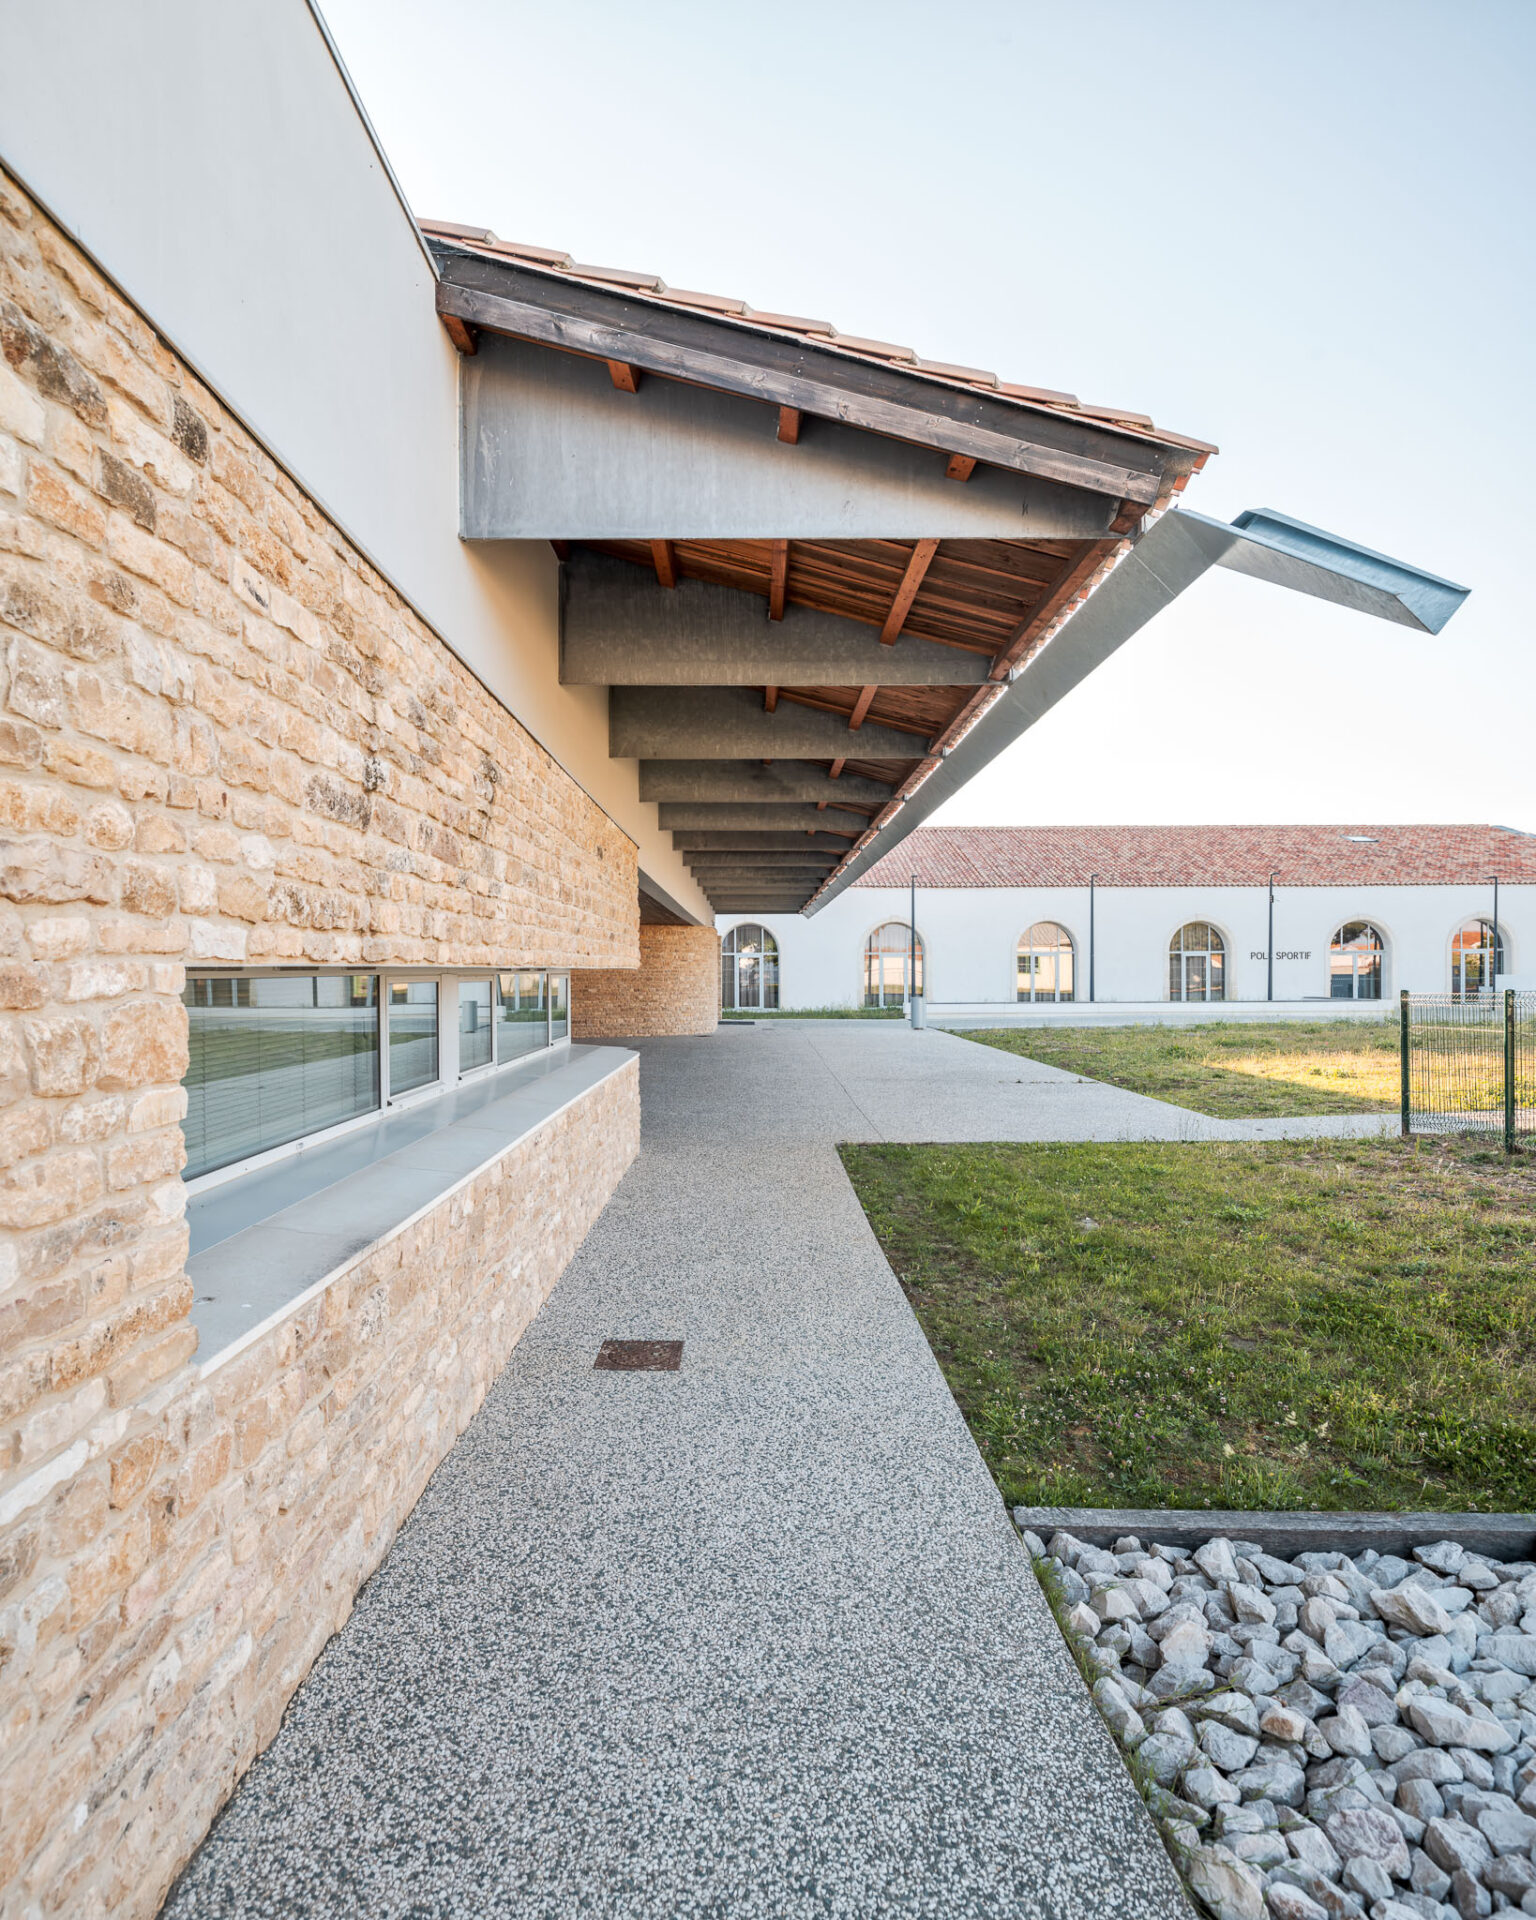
[165,1022,1207,1919]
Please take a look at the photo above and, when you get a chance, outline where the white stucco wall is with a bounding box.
[0,0,710,922]
[722,884,1531,1009]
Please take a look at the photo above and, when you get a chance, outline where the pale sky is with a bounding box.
[323,0,1535,832]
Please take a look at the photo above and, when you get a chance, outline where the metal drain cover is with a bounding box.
[594,1339,683,1372]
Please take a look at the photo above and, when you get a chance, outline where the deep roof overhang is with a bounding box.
[424,233,1465,921]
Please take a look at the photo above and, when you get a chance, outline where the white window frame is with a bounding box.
[1327,921,1388,1002]
[1016,922,1076,1004]
[1167,920,1229,1003]
[182,965,571,1195]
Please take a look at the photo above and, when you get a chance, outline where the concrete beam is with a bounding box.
[561,551,991,687]
[672,831,852,852]
[613,687,927,761]
[639,761,896,806]
[687,851,841,866]
[692,872,835,887]
[658,804,868,834]
[689,864,839,879]
[706,900,812,913]
[453,319,1148,540]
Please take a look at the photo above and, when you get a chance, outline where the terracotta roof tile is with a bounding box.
[417,218,1214,457]
[854,824,1536,891]
[481,238,574,268]
[565,262,666,290]
[656,287,750,314]
[732,309,837,335]
[916,358,999,386]
[826,333,917,362]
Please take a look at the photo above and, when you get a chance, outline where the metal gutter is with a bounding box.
[806,507,1470,914]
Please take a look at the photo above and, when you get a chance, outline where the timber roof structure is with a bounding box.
[855,824,1536,891]
[423,220,1217,917]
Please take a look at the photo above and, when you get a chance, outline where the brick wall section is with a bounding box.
[0,171,644,1917]
[572,923,720,1037]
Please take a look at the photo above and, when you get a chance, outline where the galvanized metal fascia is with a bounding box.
[805,508,1470,915]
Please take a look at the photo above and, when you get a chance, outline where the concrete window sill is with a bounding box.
[187,1044,636,1370]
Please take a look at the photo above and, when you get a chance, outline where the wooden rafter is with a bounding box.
[764,686,779,712]
[768,539,788,621]
[607,360,641,393]
[829,758,846,779]
[945,454,976,482]
[848,685,877,731]
[988,539,1120,681]
[775,688,933,739]
[650,540,677,588]
[441,315,478,356]
[880,538,940,645]
[777,406,801,444]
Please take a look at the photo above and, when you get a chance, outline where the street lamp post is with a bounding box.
[1088,874,1098,1003]
[909,871,922,1027]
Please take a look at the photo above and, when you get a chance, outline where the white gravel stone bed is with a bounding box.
[1019,1524,1536,1920]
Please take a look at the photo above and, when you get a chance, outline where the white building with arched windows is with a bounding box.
[716,825,1536,1015]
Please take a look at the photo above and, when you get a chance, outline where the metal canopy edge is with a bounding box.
[805,506,1471,915]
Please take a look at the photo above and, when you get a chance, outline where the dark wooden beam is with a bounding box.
[848,685,877,731]
[768,539,788,621]
[945,454,976,482]
[433,260,1183,505]
[607,360,641,393]
[549,539,570,562]
[777,406,801,444]
[650,539,677,588]
[879,538,940,645]
[764,686,778,713]
[829,758,846,779]
[441,314,479,356]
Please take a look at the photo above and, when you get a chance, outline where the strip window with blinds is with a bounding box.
[182,968,570,1183]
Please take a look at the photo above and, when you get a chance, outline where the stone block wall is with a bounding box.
[0,169,645,1917]
[10,1055,638,1918]
[571,923,722,1038]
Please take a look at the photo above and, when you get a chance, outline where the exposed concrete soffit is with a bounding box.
[611,687,929,762]
[463,337,1118,542]
[561,551,990,687]
[637,867,704,928]
[656,805,870,832]
[806,507,1472,915]
[638,763,897,806]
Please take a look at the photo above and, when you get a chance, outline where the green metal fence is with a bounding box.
[1400,989,1536,1150]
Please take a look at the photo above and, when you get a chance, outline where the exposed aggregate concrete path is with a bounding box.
[164,1022,1381,1917]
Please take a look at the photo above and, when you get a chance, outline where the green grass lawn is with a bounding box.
[959,1018,1403,1117]
[840,1135,1536,1513]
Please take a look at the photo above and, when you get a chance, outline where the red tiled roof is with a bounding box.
[417,220,1217,457]
[854,825,1536,890]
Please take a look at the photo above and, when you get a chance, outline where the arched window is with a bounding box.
[1017,922,1075,1003]
[1330,922,1385,1000]
[1169,922,1225,1002]
[1451,918,1505,999]
[864,922,923,1008]
[720,923,779,1011]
